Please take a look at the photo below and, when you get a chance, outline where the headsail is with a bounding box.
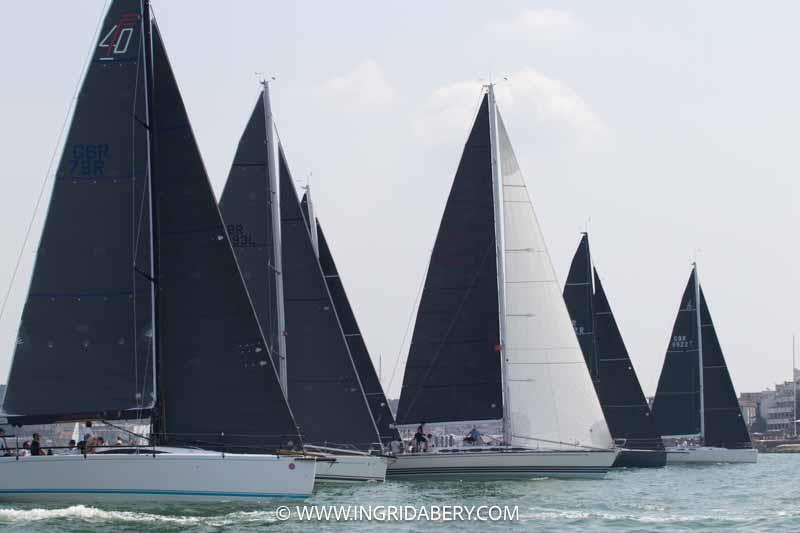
[148,27,301,452]
[496,109,613,450]
[396,96,503,427]
[278,149,381,450]
[3,0,154,424]
[592,268,664,450]
[652,270,702,438]
[699,286,751,448]
[301,194,400,445]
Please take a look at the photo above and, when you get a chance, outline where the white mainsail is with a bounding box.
[495,109,613,451]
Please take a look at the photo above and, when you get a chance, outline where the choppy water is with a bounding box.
[0,454,797,531]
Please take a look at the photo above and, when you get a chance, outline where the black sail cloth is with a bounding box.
[4,1,302,454]
[4,0,153,423]
[219,94,382,451]
[652,268,751,448]
[563,235,663,453]
[150,27,300,452]
[397,96,503,426]
[652,271,703,438]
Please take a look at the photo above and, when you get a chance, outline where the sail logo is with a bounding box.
[672,335,693,349]
[98,13,139,60]
[227,224,257,248]
[68,144,110,177]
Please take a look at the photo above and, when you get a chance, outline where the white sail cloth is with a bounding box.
[497,111,613,450]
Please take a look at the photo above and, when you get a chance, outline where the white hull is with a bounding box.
[314,454,388,483]
[0,448,316,502]
[386,448,617,480]
[666,446,758,464]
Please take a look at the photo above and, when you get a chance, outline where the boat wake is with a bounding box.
[0,505,282,527]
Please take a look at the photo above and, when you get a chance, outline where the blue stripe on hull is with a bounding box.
[0,488,308,499]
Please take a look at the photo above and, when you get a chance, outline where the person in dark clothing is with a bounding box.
[413,424,428,452]
[30,433,45,456]
[0,428,8,456]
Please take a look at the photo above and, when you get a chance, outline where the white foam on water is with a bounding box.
[0,506,281,526]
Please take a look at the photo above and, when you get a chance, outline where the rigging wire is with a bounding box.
[385,253,429,395]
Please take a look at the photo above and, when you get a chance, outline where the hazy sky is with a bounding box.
[0,1,797,400]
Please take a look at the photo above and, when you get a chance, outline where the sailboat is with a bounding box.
[563,234,666,468]
[652,264,757,463]
[388,85,618,480]
[219,84,388,482]
[300,190,401,447]
[0,0,316,501]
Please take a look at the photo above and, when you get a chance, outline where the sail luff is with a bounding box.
[486,84,511,445]
[262,82,288,396]
[141,0,163,439]
[693,263,705,439]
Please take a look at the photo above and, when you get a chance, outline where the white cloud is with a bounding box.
[487,9,581,42]
[319,59,395,110]
[414,68,611,149]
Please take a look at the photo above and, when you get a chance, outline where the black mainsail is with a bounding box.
[4,0,153,423]
[301,194,400,445]
[219,93,382,451]
[652,270,703,437]
[652,267,751,448]
[563,235,599,382]
[396,96,503,427]
[563,235,664,464]
[3,0,301,453]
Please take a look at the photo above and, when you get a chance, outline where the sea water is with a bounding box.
[0,454,796,531]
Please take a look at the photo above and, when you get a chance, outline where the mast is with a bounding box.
[262,79,288,396]
[141,0,164,439]
[486,83,510,445]
[305,182,319,258]
[694,262,705,440]
[794,334,797,438]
